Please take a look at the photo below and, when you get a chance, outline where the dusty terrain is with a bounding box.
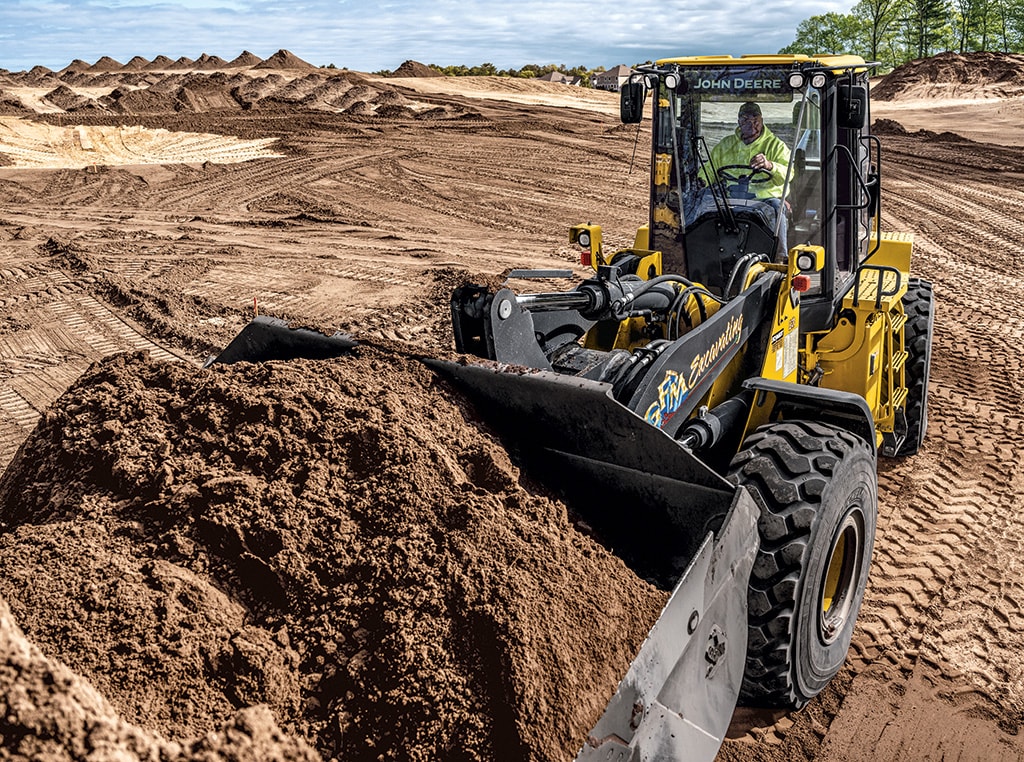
[1,50,1023,760]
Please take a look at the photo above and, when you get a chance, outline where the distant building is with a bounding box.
[593,64,634,92]
[537,71,580,86]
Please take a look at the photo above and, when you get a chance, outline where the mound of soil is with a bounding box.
[195,54,230,70]
[174,74,244,112]
[0,90,28,113]
[392,60,442,78]
[0,347,665,761]
[106,86,178,114]
[232,74,288,108]
[60,59,91,74]
[90,56,123,72]
[230,51,263,67]
[873,50,1024,101]
[123,55,151,71]
[43,84,106,112]
[145,55,176,70]
[0,596,320,761]
[256,49,316,70]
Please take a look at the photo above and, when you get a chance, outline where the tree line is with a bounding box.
[375,62,602,86]
[782,0,1024,70]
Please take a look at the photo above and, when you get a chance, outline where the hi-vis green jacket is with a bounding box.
[700,126,791,200]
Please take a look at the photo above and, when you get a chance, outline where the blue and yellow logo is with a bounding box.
[644,314,744,428]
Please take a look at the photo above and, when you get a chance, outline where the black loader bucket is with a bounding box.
[205,316,357,366]
[425,359,760,761]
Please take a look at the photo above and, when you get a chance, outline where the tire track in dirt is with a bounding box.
[0,263,188,470]
[722,139,1024,759]
[154,151,401,211]
[832,149,1024,738]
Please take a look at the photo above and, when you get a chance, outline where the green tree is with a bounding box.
[905,0,952,56]
[779,12,865,55]
[853,0,907,62]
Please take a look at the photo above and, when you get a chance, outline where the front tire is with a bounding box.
[728,421,877,708]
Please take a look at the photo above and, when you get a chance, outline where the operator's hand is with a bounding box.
[751,153,774,172]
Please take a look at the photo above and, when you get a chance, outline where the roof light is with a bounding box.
[810,72,828,88]
[787,72,805,89]
[664,73,680,89]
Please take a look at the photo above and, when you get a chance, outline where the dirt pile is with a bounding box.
[0,347,665,761]
[43,84,106,112]
[0,594,320,761]
[392,60,442,78]
[256,49,317,70]
[230,51,264,68]
[873,50,1024,100]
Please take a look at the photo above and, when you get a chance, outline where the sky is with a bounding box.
[0,0,853,74]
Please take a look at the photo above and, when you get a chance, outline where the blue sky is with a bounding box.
[0,0,853,73]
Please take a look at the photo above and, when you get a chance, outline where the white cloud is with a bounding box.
[0,0,856,72]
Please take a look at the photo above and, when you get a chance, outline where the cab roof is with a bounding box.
[655,53,869,71]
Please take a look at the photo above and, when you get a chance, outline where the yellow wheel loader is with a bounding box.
[211,54,934,761]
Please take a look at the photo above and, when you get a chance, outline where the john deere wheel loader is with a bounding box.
[211,54,934,761]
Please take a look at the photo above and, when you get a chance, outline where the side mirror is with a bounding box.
[838,83,867,129]
[620,81,646,124]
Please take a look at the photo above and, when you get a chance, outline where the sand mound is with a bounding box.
[145,55,176,71]
[122,55,150,71]
[89,56,123,72]
[43,84,106,112]
[874,50,1024,101]
[232,73,288,108]
[256,49,316,70]
[392,60,442,78]
[230,50,263,67]
[60,59,91,74]
[0,90,28,114]
[0,348,664,761]
[195,53,230,70]
[169,56,196,70]
[106,86,178,113]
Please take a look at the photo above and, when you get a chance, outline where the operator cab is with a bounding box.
[622,55,879,325]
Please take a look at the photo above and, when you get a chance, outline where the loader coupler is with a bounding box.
[205,316,357,366]
[426,359,760,759]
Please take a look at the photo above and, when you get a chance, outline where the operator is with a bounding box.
[700,101,792,256]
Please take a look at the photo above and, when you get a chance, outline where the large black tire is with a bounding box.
[895,277,934,456]
[728,421,877,708]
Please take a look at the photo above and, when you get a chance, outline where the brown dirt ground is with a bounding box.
[1,51,1023,761]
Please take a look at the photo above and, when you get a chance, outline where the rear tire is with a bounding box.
[895,278,934,456]
[728,421,877,708]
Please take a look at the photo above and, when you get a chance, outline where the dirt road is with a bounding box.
[1,55,1023,760]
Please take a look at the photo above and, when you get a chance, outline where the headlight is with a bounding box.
[796,251,817,271]
[578,231,591,248]
[787,72,805,89]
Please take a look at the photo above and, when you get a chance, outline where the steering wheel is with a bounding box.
[717,165,772,185]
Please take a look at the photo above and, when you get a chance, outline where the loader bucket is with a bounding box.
[425,359,761,760]
[205,316,357,366]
